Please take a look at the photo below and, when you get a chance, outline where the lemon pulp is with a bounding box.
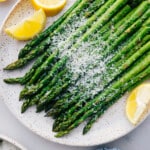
[5,9,46,41]
[126,84,150,125]
[31,0,67,16]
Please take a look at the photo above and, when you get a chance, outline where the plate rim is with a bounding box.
[0,134,27,150]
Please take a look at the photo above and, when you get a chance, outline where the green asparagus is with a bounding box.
[18,0,82,58]
[83,68,150,134]
[21,68,68,113]
[19,56,68,99]
[5,0,108,70]
[55,48,150,136]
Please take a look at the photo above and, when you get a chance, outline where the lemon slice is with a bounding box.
[0,0,6,2]
[31,0,67,16]
[5,9,46,40]
[126,84,150,125]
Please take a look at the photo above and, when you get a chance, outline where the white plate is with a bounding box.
[0,134,26,150]
[0,0,138,146]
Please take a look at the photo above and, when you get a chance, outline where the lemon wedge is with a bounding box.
[5,9,46,40]
[31,0,67,16]
[126,84,150,125]
[0,0,6,2]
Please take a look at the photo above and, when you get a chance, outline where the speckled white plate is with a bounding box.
[0,0,139,146]
[0,134,26,150]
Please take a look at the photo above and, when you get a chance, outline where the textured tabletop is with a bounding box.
[0,1,150,150]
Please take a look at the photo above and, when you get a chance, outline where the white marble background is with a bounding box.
[0,1,150,150]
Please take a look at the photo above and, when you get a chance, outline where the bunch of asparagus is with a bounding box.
[4,0,150,137]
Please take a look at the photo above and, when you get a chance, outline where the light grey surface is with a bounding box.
[0,1,150,150]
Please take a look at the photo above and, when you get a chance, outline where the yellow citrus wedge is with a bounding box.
[0,0,6,2]
[5,9,46,41]
[31,0,67,16]
[126,84,150,125]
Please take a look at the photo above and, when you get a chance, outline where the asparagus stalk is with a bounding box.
[4,37,51,70]
[67,0,146,59]
[108,1,149,42]
[98,5,131,36]
[19,56,68,99]
[47,93,83,118]
[5,0,108,70]
[54,17,150,132]
[4,0,127,83]
[36,79,71,112]
[28,50,59,85]
[63,0,119,49]
[55,48,150,136]
[109,34,150,67]
[4,52,50,84]
[21,68,68,113]
[18,0,82,58]
[101,2,149,53]
[80,0,128,43]
[101,8,150,59]
[102,34,150,83]
[109,26,150,64]
[53,37,149,119]
[83,69,150,134]
[102,8,136,41]
[49,0,129,92]
[49,1,149,126]
[43,5,131,118]
[37,71,82,112]
[53,36,150,128]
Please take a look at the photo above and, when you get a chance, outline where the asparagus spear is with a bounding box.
[36,71,82,112]
[54,40,150,129]
[86,4,150,53]
[80,0,128,43]
[19,56,68,99]
[62,0,118,49]
[21,68,68,113]
[55,48,150,136]
[36,79,71,112]
[54,16,150,131]
[54,39,150,120]
[98,5,131,36]
[45,1,148,122]
[101,8,150,59]
[43,5,131,118]
[18,0,82,58]
[102,34,150,83]
[66,0,146,59]
[108,34,150,67]
[4,52,50,84]
[5,0,108,70]
[108,1,149,41]
[4,37,51,70]
[83,68,150,134]
[102,8,136,41]
[28,50,59,85]
[54,36,150,127]
[109,25,150,64]
[4,0,127,84]
[101,2,149,52]
[19,0,108,59]
[47,92,84,118]
[49,0,129,92]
